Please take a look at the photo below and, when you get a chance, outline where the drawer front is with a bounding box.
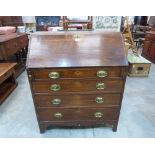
[18,35,28,48]
[31,68,122,80]
[5,39,18,55]
[32,79,123,93]
[34,94,121,107]
[37,107,119,121]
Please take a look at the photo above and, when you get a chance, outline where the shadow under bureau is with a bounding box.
[27,31,128,133]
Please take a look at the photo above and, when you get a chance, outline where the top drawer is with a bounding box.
[31,67,123,80]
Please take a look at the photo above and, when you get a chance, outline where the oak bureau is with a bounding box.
[27,31,128,133]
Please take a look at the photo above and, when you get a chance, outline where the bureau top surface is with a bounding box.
[0,33,26,43]
[27,31,128,68]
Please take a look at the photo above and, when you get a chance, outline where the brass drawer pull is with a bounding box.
[51,98,61,105]
[54,112,63,119]
[95,97,104,104]
[97,70,107,78]
[49,72,60,79]
[50,84,61,91]
[96,82,105,90]
[94,112,103,118]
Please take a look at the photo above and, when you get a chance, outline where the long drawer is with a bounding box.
[31,67,122,80]
[34,93,121,107]
[32,79,123,93]
[37,107,119,121]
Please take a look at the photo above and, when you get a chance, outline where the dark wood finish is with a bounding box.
[0,33,28,77]
[31,67,122,80]
[39,120,118,133]
[0,63,17,105]
[37,107,119,121]
[27,32,128,133]
[32,79,123,93]
[34,93,121,107]
[142,31,155,63]
[27,32,128,68]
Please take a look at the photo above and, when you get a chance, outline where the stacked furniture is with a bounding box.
[27,31,128,133]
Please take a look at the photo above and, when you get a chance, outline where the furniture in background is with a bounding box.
[132,17,155,49]
[0,63,17,105]
[35,16,61,31]
[142,31,155,64]
[63,16,93,30]
[0,33,28,77]
[134,16,148,26]
[27,31,128,133]
[0,16,23,27]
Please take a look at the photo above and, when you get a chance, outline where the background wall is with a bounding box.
[21,16,135,32]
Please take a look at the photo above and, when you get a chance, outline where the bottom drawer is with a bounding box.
[37,107,119,121]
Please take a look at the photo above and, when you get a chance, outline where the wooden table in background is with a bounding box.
[0,33,28,77]
[0,63,17,105]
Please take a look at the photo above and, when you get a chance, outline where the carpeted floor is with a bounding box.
[0,64,155,138]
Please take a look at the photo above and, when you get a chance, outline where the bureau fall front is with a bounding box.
[27,31,128,133]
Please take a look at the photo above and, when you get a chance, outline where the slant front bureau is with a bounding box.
[27,31,128,133]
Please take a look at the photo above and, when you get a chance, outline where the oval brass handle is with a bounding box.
[49,72,60,79]
[94,112,103,118]
[97,70,108,78]
[50,84,61,91]
[54,112,63,119]
[51,98,61,105]
[96,82,105,90]
[95,97,104,104]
